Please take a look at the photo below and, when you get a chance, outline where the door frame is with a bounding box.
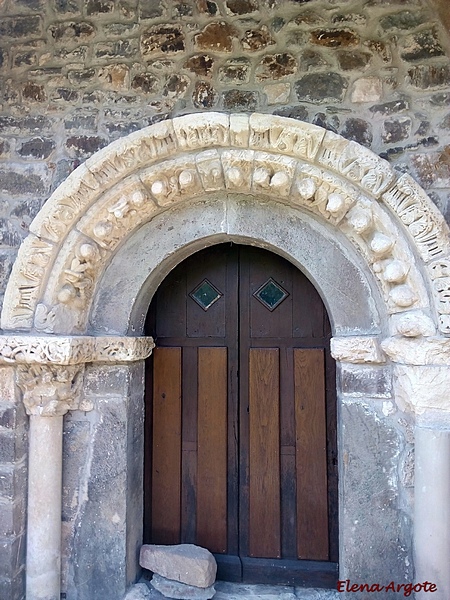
[143,243,339,586]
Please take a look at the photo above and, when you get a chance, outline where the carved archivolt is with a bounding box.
[1,113,449,337]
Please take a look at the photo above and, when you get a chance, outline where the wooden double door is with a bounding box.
[144,244,338,586]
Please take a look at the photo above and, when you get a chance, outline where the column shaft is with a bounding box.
[26,415,64,600]
[415,427,450,599]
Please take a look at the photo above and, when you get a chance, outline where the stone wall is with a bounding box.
[0,0,450,598]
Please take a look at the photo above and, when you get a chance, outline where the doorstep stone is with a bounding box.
[150,574,216,599]
[140,544,217,588]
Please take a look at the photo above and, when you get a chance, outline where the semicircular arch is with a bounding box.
[1,112,449,339]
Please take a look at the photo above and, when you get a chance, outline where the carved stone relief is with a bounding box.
[16,364,88,417]
[1,112,448,339]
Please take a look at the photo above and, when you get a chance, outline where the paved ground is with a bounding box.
[127,580,339,600]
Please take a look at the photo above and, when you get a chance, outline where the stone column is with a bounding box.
[415,424,450,599]
[0,335,155,600]
[17,364,87,600]
[382,336,450,600]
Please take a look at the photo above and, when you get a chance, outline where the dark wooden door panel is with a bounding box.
[294,349,329,561]
[145,243,338,587]
[248,348,281,559]
[197,347,228,553]
[151,347,182,544]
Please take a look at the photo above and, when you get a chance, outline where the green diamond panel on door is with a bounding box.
[144,244,338,587]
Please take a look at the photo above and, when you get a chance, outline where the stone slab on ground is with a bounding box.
[124,583,153,599]
[140,544,217,588]
[138,580,339,600]
[151,574,216,599]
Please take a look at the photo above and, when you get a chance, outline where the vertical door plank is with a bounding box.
[152,347,182,544]
[249,348,281,558]
[279,348,297,559]
[181,346,198,543]
[294,349,329,560]
[197,347,228,553]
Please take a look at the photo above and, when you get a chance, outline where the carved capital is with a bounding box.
[16,364,90,417]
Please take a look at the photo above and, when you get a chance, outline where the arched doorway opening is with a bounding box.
[143,243,338,587]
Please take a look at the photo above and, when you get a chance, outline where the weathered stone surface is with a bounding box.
[150,574,215,600]
[255,53,297,80]
[242,25,275,51]
[295,72,347,103]
[0,16,42,38]
[340,364,392,398]
[408,64,450,89]
[141,26,185,56]
[184,54,214,77]
[382,117,411,143]
[86,0,114,14]
[401,28,445,61]
[195,22,237,52]
[18,137,55,159]
[264,83,290,105]
[310,29,359,47]
[380,10,425,30]
[222,89,258,110]
[218,58,250,84]
[340,117,372,146]
[22,83,46,102]
[124,583,152,599]
[193,82,217,108]
[49,21,95,42]
[140,544,217,588]
[369,98,409,115]
[337,50,371,71]
[331,336,385,364]
[351,77,382,102]
[411,148,450,188]
[225,0,257,14]
[273,105,308,121]
[131,73,159,94]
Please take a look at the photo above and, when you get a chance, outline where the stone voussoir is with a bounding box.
[140,544,217,589]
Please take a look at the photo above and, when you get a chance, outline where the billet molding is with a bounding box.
[1,113,449,335]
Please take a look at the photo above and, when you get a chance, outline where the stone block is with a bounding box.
[18,137,55,159]
[310,29,359,47]
[242,25,275,52]
[132,73,160,94]
[351,77,382,103]
[382,117,411,143]
[369,99,409,115]
[195,22,237,52]
[408,64,450,89]
[86,0,114,14]
[222,90,258,111]
[184,55,214,78]
[337,50,371,71]
[225,0,257,15]
[295,72,347,103]
[255,53,297,81]
[140,544,217,588]
[339,364,392,398]
[0,499,26,536]
[0,429,27,464]
[0,462,27,501]
[95,39,138,59]
[0,168,46,196]
[65,135,107,158]
[141,26,185,56]
[380,10,425,30]
[0,534,25,578]
[193,82,217,109]
[49,21,96,43]
[340,118,372,147]
[0,569,25,600]
[150,574,216,599]
[0,16,42,38]
[264,83,291,105]
[54,0,80,14]
[218,58,250,84]
[274,105,308,121]
[401,29,444,61]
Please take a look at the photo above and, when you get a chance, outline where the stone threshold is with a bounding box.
[135,579,339,600]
